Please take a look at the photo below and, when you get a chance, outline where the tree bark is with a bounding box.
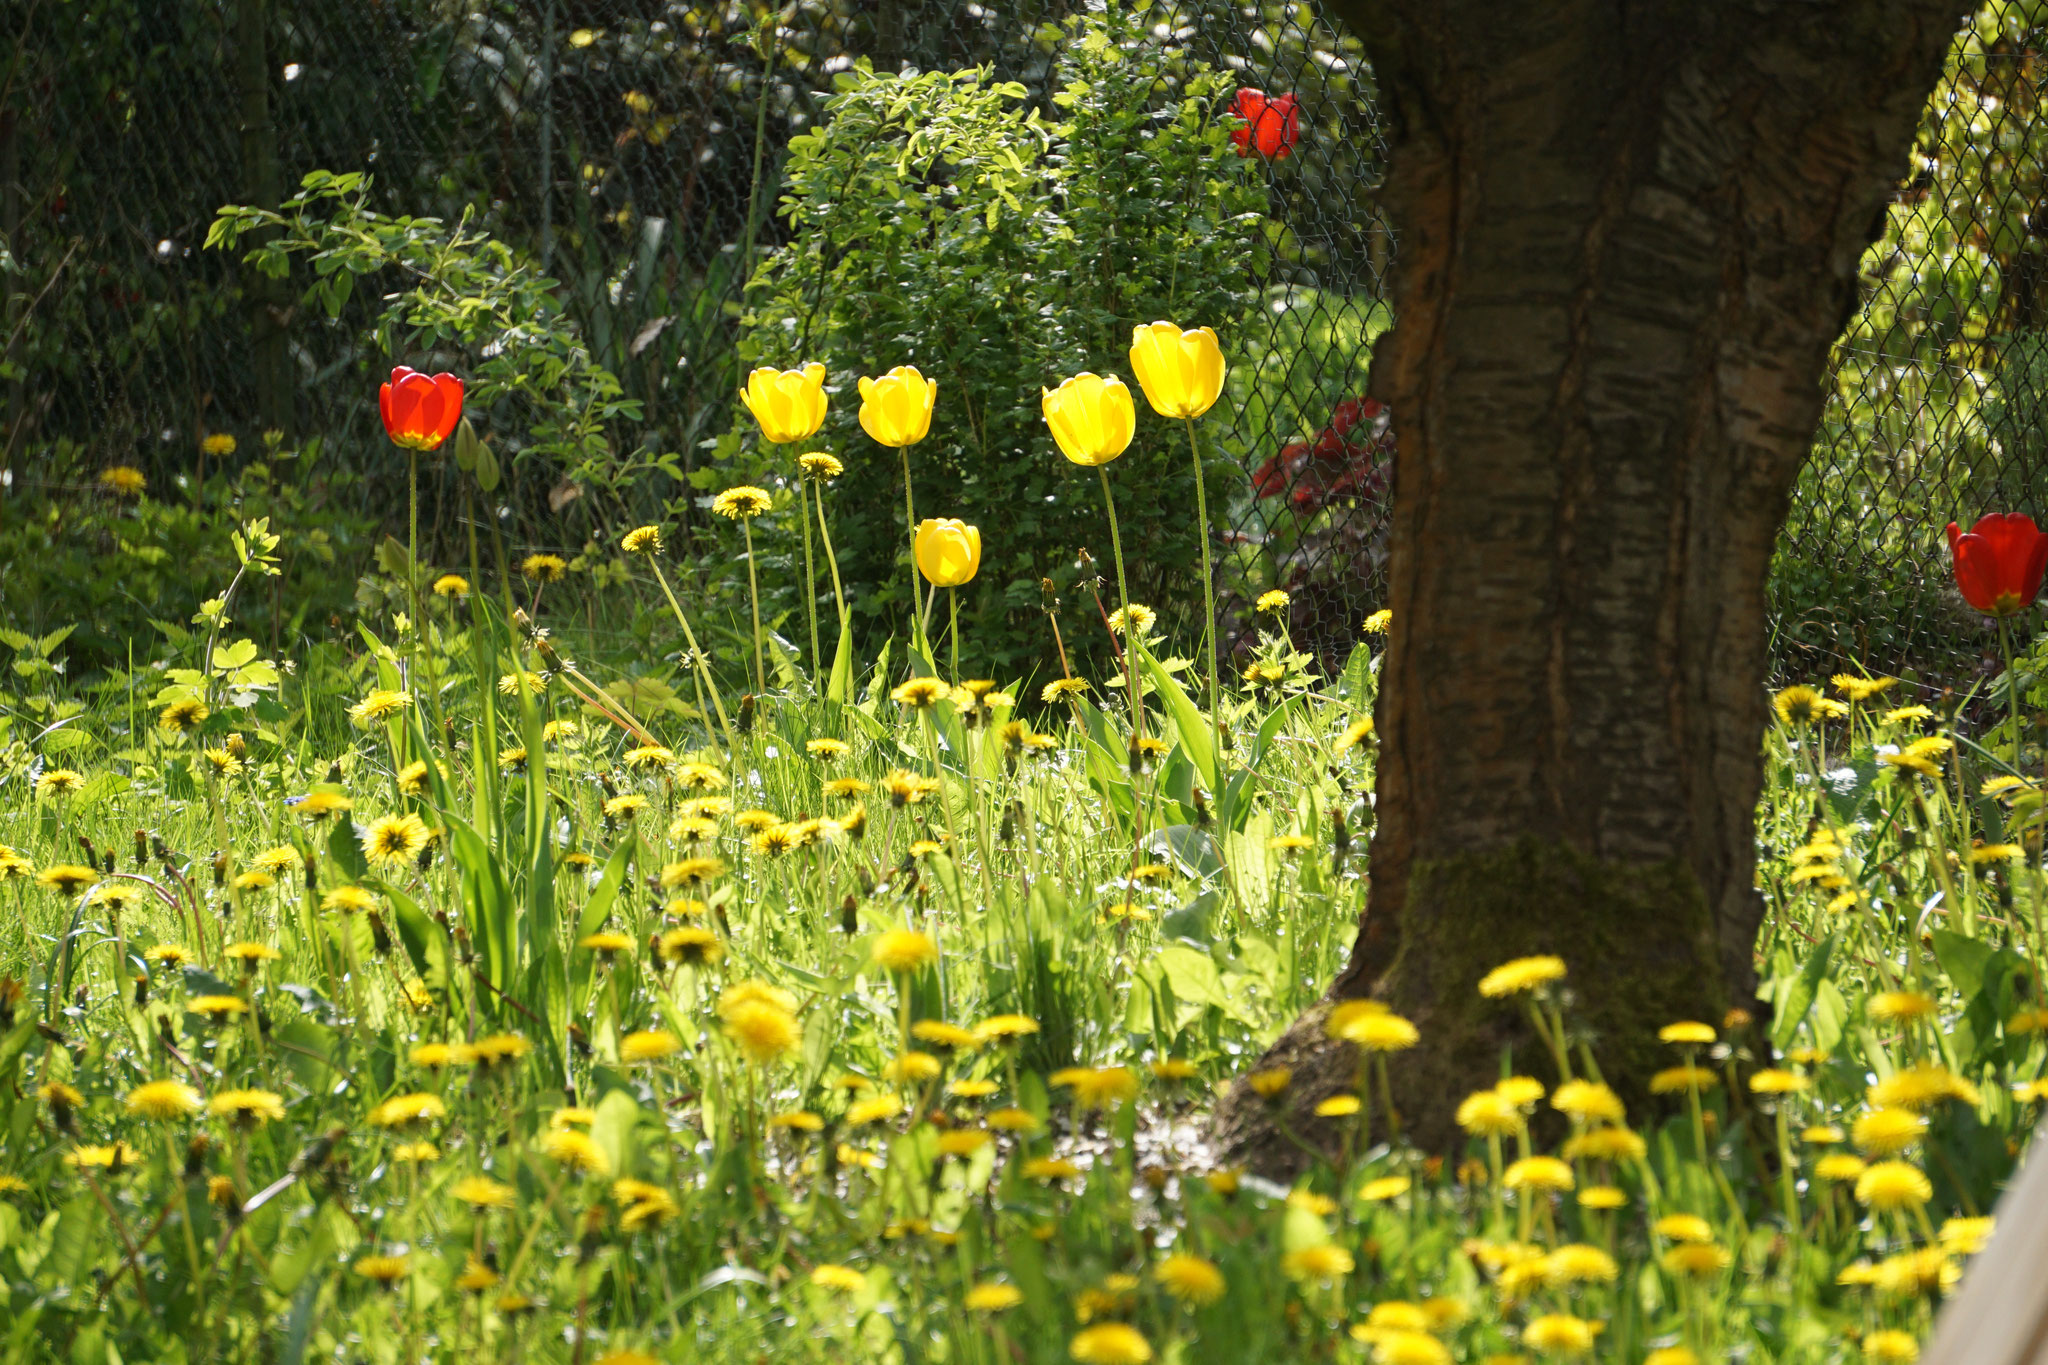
[1214,0,1964,1171]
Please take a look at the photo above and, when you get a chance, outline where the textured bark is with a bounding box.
[1214,0,1963,1171]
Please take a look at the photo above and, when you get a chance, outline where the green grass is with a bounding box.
[0,521,2039,1365]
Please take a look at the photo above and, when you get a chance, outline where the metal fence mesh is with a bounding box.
[5,0,2042,680]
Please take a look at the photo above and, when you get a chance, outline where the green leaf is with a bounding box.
[1769,932,1835,1052]
[1136,634,1216,792]
[827,616,856,704]
[327,820,368,882]
[1153,944,1225,1009]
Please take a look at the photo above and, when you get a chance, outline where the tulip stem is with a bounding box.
[1184,416,1221,767]
[794,446,822,686]
[901,446,925,660]
[407,448,423,749]
[814,481,850,666]
[741,518,766,695]
[949,588,961,685]
[1098,466,1143,743]
[2000,614,2024,769]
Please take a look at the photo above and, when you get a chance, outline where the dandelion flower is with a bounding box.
[35,769,84,799]
[1551,1079,1625,1124]
[189,995,249,1021]
[541,1128,610,1176]
[1814,1153,1869,1182]
[1504,1157,1573,1192]
[1456,1090,1520,1137]
[354,1255,410,1284]
[1862,1330,1920,1362]
[364,813,432,867]
[847,1094,905,1127]
[1773,685,1825,726]
[1868,990,1938,1023]
[1650,1065,1718,1094]
[520,553,568,582]
[621,525,663,555]
[432,574,471,597]
[799,451,844,480]
[871,929,938,973]
[158,698,209,732]
[348,689,412,725]
[1853,1107,1928,1155]
[1155,1253,1225,1304]
[1360,1175,1411,1201]
[1855,1160,1933,1211]
[1544,1243,1619,1285]
[452,1178,516,1211]
[620,1029,681,1063]
[101,465,148,495]
[370,1092,447,1128]
[1069,1323,1153,1364]
[809,1263,866,1293]
[125,1079,202,1121]
[209,1089,285,1125]
[36,864,100,896]
[712,486,772,519]
[1330,1006,1419,1052]
[1749,1068,1810,1094]
[1523,1313,1596,1353]
[724,1001,801,1065]
[1281,1244,1354,1283]
[965,1281,1023,1312]
[1478,955,1566,997]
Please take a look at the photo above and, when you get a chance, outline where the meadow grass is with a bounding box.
[0,529,2040,1365]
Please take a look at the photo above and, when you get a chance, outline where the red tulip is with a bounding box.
[1229,88,1300,160]
[1947,513,2048,616]
[379,366,464,451]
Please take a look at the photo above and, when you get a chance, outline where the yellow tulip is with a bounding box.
[914,518,981,587]
[1128,321,1225,419]
[858,366,937,447]
[739,364,828,444]
[1041,373,1135,466]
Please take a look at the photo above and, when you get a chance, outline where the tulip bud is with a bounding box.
[856,366,937,448]
[740,364,830,445]
[914,518,981,588]
[1042,373,1136,467]
[1128,321,1226,419]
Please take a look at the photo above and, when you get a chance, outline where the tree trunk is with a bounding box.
[1214,0,1963,1171]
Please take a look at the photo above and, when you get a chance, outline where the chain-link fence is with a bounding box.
[5,0,2043,680]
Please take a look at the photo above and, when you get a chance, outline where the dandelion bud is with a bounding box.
[304,851,318,892]
[185,1135,213,1178]
[738,694,756,735]
[134,830,149,864]
[132,974,149,1008]
[102,848,117,874]
[225,733,247,760]
[212,852,228,887]
[1192,787,1213,828]
[841,895,858,935]
[568,1024,591,1058]
[77,834,97,863]
[1332,808,1351,856]
[369,912,393,957]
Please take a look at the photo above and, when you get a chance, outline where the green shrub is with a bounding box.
[726,9,1267,683]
